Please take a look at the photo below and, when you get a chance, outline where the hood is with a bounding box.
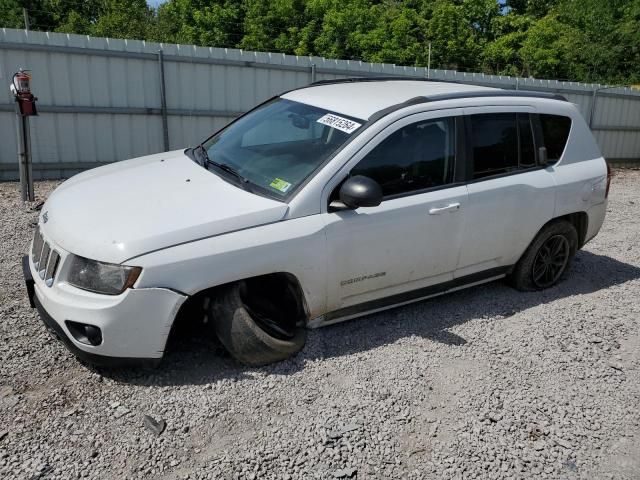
[41,150,289,264]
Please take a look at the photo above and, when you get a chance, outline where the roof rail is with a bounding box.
[310,76,451,86]
[309,76,568,102]
[423,90,568,102]
[367,90,567,123]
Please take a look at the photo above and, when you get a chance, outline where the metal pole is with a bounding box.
[23,8,30,30]
[157,49,170,152]
[310,63,317,83]
[427,43,431,79]
[16,114,34,201]
[589,88,598,129]
[16,114,27,201]
[24,116,34,201]
[515,77,519,90]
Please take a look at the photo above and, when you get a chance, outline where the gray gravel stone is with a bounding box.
[1,173,640,479]
[143,415,166,436]
[333,466,357,478]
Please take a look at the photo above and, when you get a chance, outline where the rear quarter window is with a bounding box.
[540,114,572,161]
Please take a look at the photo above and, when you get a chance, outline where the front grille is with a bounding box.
[32,227,60,287]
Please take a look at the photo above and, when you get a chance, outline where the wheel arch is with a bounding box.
[548,211,589,248]
[510,211,588,275]
[168,271,310,343]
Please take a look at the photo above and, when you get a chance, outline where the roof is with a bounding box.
[281,80,498,120]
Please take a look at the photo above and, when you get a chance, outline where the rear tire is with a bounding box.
[209,281,306,366]
[509,220,578,292]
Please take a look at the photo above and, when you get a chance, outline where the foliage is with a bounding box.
[1,0,638,84]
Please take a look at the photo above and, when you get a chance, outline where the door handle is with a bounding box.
[428,203,460,215]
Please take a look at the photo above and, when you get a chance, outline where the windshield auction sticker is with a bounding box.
[270,178,292,193]
[316,114,362,134]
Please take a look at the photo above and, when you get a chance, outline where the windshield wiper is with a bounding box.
[189,144,208,166]
[193,144,251,187]
[212,162,250,184]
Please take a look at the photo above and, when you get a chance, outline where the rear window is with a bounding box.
[469,113,536,179]
[540,114,572,161]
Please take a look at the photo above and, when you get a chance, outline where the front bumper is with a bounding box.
[23,255,187,367]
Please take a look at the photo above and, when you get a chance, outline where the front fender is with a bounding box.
[130,216,328,319]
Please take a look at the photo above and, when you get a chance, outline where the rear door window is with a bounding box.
[539,114,572,161]
[519,114,536,168]
[469,113,536,179]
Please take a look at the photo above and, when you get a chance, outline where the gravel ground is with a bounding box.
[1,171,639,480]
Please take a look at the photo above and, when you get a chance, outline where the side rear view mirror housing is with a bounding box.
[338,175,383,209]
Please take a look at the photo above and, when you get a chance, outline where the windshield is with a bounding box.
[201,98,364,199]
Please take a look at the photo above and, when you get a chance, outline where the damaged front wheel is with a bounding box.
[209,278,306,366]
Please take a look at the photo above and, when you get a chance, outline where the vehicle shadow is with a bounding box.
[100,250,640,387]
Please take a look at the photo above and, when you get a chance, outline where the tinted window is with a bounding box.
[351,117,455,197]
[470,113,536,179]
[540,114,571,161]
[519,114,536,167]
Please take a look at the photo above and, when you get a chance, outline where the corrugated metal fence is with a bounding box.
[1,28,639,181]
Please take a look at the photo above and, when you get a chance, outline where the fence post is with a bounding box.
[310,63,317,83]
[588,88,598,129]
[16,114,34,201]
[157,49,170,151]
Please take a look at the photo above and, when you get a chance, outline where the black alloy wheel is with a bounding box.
[531,234,571,288]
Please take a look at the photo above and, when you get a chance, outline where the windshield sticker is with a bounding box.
[316,114,362,134]
[270,178,292,193]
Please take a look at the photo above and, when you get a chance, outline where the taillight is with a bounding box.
[605,161,612,198]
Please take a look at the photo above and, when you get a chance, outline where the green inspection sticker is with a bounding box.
[270,178,292,193]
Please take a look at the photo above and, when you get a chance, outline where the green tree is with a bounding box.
[88,0,153,40]
[0,0,27,29]
[155,0,242,47]
[618,0,640,84]
[506,0,559,17]
[427,1,481,70]
[482,12,533,75]
[355,4,429,65]
[552,0,625,82]
[2,0,638,85]
[306,0,379,60]
[519,14,582,79]
[240,0,307,52]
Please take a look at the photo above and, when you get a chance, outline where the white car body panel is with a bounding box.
[324,184,468,312]
[29,227,186,359]
[456,105,557,275]
[26,80,609,360]
[132,214,329,319]
[44,150,288,264]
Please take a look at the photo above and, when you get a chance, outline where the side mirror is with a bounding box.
[538,146,549,165]
[338,175,383,209]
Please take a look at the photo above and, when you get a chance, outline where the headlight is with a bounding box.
[67,255,142,295]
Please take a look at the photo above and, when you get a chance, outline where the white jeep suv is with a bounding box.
[23,78,611,367]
